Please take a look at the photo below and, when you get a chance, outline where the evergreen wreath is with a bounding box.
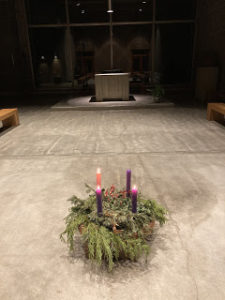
[60,184,167,271]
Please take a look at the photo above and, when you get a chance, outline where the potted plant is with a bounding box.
[152,85,165,103]
[60,184,167,271]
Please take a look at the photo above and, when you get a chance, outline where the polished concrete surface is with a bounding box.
[0,106,225,300]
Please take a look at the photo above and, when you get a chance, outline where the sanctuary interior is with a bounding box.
[0,1,225,300]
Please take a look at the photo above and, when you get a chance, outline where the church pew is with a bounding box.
[0,108,20,128]
[207,103,225,122]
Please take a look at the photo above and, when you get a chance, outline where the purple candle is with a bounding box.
[96,186,103,215]
[126,169,131,198]
[132,185,137,213]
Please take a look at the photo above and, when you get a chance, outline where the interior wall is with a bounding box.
[196,0,225,92]
[0,0,22,93]
[155,24,194,84]
[0,0,34,94]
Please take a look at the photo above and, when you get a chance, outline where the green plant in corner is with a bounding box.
[152,85,165,102]
[60,184,167,271]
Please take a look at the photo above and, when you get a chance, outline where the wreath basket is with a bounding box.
[60,184,167,271]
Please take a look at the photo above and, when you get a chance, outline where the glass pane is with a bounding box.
[30,28,73,88]
[69,0,108,23]
[154,24,194,84]
[156,0,196,20]
[26,0,66,24]
[113,25,152,93]
[133,57,141,72]
[113,0,153,22]
[71,26,110,90]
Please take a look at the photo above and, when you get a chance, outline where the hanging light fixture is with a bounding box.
[107,0,114,13]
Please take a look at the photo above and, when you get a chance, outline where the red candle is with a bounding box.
[132,185,137,213]
[96,168,101,187]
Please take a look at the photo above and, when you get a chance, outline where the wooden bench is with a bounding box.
[0,108,20,128]
[207,103,225,121]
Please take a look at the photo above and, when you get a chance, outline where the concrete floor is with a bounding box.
[0,106,225,300]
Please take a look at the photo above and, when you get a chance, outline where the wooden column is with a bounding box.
[109,13,114,69]
[151,0,156,85]
[15,0,35,90]
[191,0,200,86]
[65,0,74,87]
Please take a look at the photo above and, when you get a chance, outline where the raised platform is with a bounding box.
[51,94,174,111]
[89,95,136,102]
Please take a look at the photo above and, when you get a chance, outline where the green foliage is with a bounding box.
[60,185,167,271]
[152,85,165,98]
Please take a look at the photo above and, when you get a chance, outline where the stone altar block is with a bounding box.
[95,73,129,101]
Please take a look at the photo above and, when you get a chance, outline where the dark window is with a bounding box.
[69,0,108,23]
[132,50,150,72]
[156,0,196,20]
[113,0,153,22]
[76,51,94,75]
[26,0,66,24]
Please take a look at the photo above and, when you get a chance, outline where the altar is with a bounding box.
[95,73,129,101]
